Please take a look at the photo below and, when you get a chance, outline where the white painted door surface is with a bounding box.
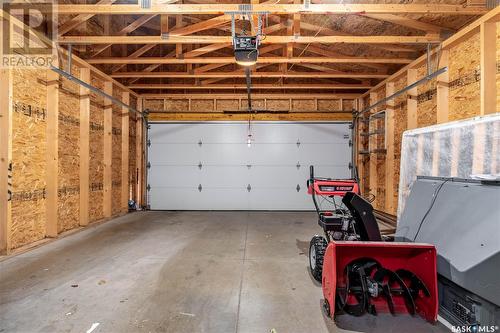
[148,122,352,210]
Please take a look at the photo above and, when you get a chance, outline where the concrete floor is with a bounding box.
[0,211,449,333]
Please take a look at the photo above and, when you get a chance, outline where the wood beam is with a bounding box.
[480,22,497,115]
[148,112,353,122]
[369,92,378,206]
[103,82,113,218]
[406,69,418,129]
[46,69,59,238]
[79,68,90,227]
[128,83,372,90]
[384,82,395,214]
[58,35,442,45]
[112,72,389,79]
[121,92,130,213]
[56,4,488,15]
[142,93,360,99]
[0,67,13,254]
[436,50,449,123]
[88,56,413,65]
[136,98,143,208]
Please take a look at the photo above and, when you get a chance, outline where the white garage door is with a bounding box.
[147,122,352,210]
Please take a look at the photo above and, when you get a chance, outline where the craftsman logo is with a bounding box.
[320,185,354,192]
[1,1,56,68]
[451,325,499,333]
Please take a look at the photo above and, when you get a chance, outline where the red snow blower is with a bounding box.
[307,166,438,323]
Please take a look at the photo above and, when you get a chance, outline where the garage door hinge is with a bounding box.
[343,134,349,139]
[246,164,252,169]
[296,162,301,170]
[147,139,151,147]
[198,140,203,147]
[198,162,203,170]
[147,184,151,191]
[198,184,202,192]
[296,184,301,192]
[349,139,353,147]
[296,140,301,147]
[147,162,151,169]
[247,184,251,192]
[348,162,353,170]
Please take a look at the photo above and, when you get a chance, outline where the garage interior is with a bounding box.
[0,1,499,333]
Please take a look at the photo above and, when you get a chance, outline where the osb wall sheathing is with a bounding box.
[58,61,80,233]
[343,100,356,112]
[318,99,341,111]
[267,99,290,111]
[216,99,239,112]
[166,99,189,112]
[242,99,264,110]
[10,69,48,249]
[144,99,163,111]
[449,33,481,121]
[292,99,316,112]
[112,86,123,215]
[191,99,214,112]
[392,74,408,215]
[89,75,104,222]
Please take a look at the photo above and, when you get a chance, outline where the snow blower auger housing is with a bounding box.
[322,241,438,323]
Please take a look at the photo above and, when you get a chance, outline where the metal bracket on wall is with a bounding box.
[296,184,301,192]
[247,184,252,192]
[146,184,151,192]
[246,164,252,169]
[147,139,151,147]
[198,162,203,170]
[198,184,203,192]
[296,162,301,170]
[198,140,203,147]
[146,162,151,169]
[296,140,301,147]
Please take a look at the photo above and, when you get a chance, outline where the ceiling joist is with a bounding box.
[87,56,413,65]
[55,4,487,16]
[58,35,442,45]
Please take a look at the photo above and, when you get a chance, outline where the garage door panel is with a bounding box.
[198,189,250,210]
[248,166,300,187]
[149,124,200,143]
[202,166,249,187]
[149,166,201,187]
[295,123,350,143]
[201,144,249,164]
[249,188,312,210]
[249,144,299,165]
[149,144,200,165]
[299,143,351,165]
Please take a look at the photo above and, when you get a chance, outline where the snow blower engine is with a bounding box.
[307,166,438,323]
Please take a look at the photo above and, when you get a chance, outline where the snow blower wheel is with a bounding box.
[309,235,327,282]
